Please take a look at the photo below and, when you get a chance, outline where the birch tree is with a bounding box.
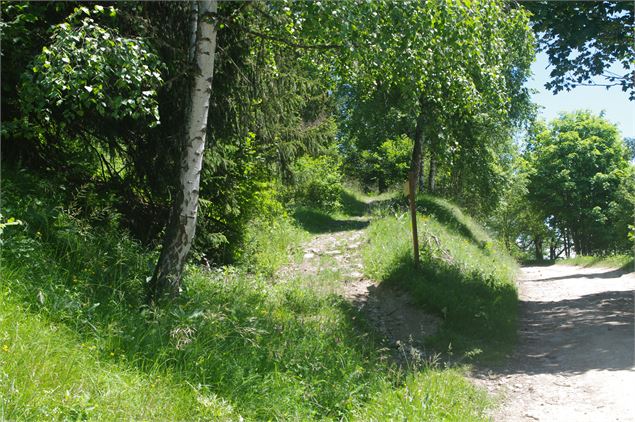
[150,0,218,299]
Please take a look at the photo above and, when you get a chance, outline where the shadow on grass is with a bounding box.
[619,258,634,272]
[520,259,556,267]
[340,191,369,217]
[381,251,517,362]
[415,195,487,246]
[570,256,634,272]
[6,255,399,420]
[292,208,369,234]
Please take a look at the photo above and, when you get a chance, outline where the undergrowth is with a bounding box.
[1,171,491,420]
[363,194,518,361]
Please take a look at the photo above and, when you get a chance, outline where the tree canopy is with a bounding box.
[524,1,634,99]
[525,111,634,254]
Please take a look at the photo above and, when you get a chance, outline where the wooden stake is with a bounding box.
[408,171,420,268]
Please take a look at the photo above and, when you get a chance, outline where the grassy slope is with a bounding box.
[558,254,634,271]
[363,194,518,360]
[1,172,490,420]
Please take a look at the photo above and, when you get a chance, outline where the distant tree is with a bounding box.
[525,111,634,255]
[624,137,635,160]
[523,1,634,99]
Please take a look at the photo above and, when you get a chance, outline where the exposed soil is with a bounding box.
[472,265,635,422]
[278,218,439,364]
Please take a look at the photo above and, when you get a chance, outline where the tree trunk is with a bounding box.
[418,154,426,192]
[534,237,543,261]
[408,99,427,267]
[427,156,437,193]
[149,0,218,300]
[410,105,426,186]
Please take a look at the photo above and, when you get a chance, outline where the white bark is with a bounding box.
[151,0,218,298]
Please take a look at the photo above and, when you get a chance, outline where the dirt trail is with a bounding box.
[282,215,634,420]
[473,265,635,422]
[279,218,439,363]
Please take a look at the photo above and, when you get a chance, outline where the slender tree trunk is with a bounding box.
[534,237,543,261]
[149,0,218,300]
[426,133,437,193]
[427,157,437,193]
[410,106,426,186]
[418,154,426,192]
[564,227,571,258]
[408,99,427,267]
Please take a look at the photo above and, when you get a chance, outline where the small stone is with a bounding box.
[325,250,342,256]
[303,253,315,259]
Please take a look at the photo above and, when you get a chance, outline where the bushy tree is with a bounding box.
[334,0,535,212]
[525,111,634,254]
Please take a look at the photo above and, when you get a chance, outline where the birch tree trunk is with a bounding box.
[149,0,218,300]
[408,98,427,267]
[410,110,426,185]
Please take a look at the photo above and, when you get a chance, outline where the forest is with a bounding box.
[1,1,633,420]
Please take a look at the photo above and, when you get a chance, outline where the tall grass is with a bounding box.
[362,194,518,360]
[1,171,492,420]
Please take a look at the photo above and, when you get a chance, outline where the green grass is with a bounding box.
[1,173,493,420]
[242,215,309,276]
[292,207,369,233]
[362,194,518,361]
[0,295,237,421]
[558,254,634,272]
[352,369,489,421]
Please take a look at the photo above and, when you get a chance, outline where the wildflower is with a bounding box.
[110,352,115,356]
[2,344,8,352]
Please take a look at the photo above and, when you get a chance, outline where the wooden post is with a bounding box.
[408,171,420,268]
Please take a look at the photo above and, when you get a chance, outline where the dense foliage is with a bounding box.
[525,111,634,255]
[524,1,634,99]
[489,111,634,259]
[2,0,633,419]
[336,0,535,217]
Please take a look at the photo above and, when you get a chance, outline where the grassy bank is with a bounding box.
[362,194,518,361]
[558,254,634,271]
[1,172,491,420]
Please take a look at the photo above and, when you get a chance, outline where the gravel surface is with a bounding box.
[473,265,635,422]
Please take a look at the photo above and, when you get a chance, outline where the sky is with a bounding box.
[527,51,634,139]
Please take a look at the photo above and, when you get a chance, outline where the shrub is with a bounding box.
[290,154,343,212]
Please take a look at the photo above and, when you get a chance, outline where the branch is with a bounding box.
[239,26,343,50]
[575,82,622,88]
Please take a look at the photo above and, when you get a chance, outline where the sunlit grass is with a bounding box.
[1,173,492,420]
[362,194,518,361]
[559,254,633,271]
